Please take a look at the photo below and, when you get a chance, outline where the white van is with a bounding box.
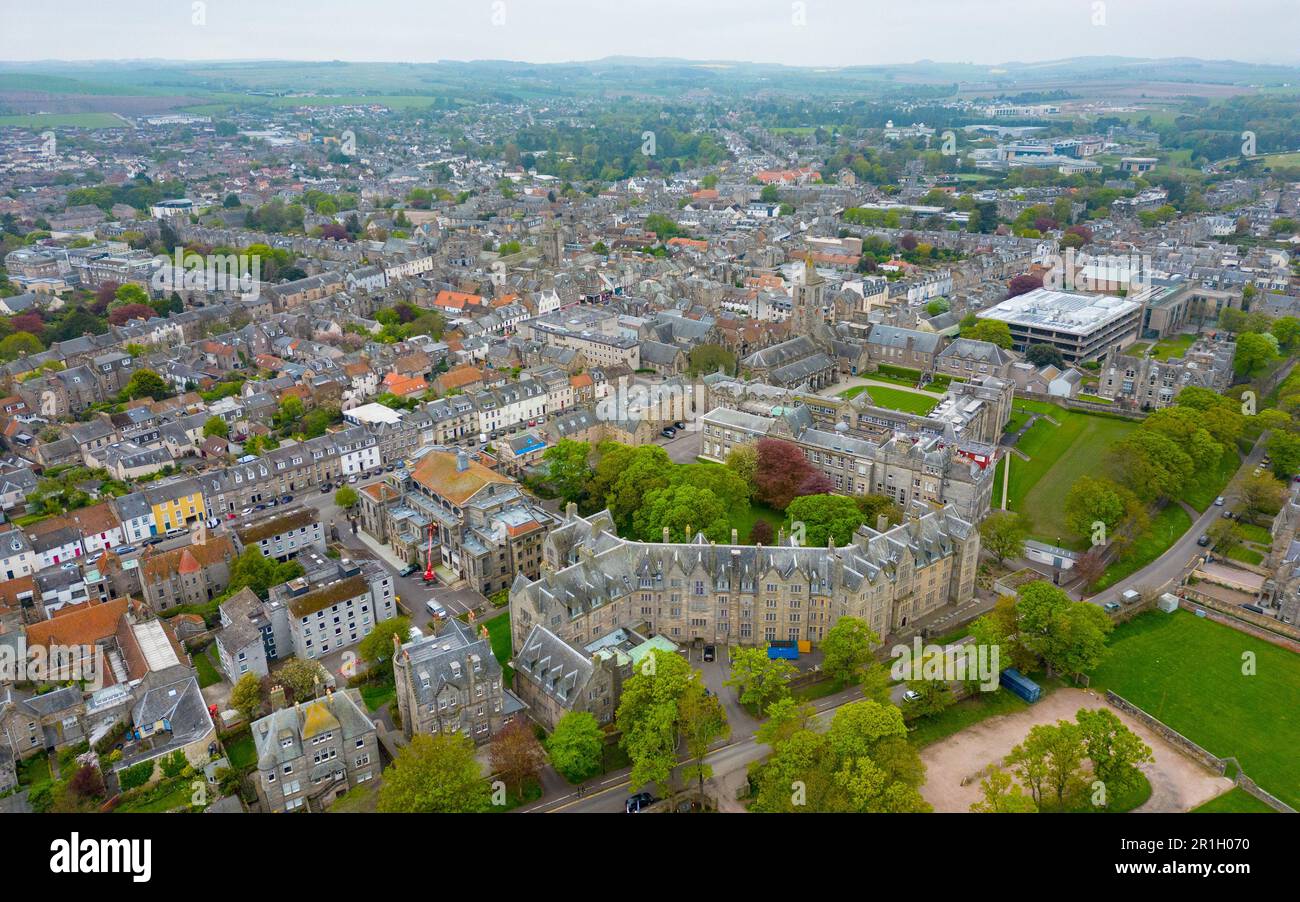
[407,626,423,642]
[1120,589,1141,606]
[425,600,447,620]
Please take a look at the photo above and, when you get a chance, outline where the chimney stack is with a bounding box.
[876,514,890,532]
[456,449,469,472]
[662,526,670,544]
[731,528,738,545]
[269,685,286,711]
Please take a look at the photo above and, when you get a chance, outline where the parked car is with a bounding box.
[902,689,922,703]
[1103,602,1121,613]
[385,464,396,472]
[347,474,358,484]
[397,564,419,578]
[425,600,448,620]
[280,495,293,504]
[661,427,676,439]
[1214,496,1225,506]
[1197,533,1212,547]
[702,644,715,662]
[673,421,686,430]
[240,507,253,516]
[625,792,656,814]
[225,512,237,520]
[112,545,135,555]
[320,483,333,493]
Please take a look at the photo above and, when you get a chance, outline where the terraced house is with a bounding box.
[270,553,396,661]
[509,502,980,654]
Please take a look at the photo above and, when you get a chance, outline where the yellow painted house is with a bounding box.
[143,479,206,532]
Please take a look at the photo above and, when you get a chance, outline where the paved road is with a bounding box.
[658,426,702,463]
[1090,437,1270,606]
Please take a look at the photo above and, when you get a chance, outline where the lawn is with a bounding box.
[1088,610,1300,809]
[1091,503,1193,591]
[360,681,396,712]
[1226,545,1265,566]
[193,645,222,688]
[1192,787,1276,813]
[223,731,257,770]
[17,754,51,789]
[1178,446,1241,512]
[482,611,514,683]
[999,404,1140,548]
[728,500,785,543]
[1148,333,1198,361]
[856,385,940,415]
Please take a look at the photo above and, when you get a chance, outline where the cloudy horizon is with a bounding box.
[2,0,1298,68]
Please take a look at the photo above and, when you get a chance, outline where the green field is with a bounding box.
[483,611,514,683]
[998,404,1139,548]
[1147,333,1198,361]
[0,112,128,129]
[1192,787,1276,813]
[1092,503,1194,591]
[1089,610,1300,809]
[850,384,939,415]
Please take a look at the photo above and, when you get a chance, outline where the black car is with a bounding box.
[397,564,419,578]
[625,792,656,814]
[385,464,396,472]
[673,421,686,431]
[281,495,293,504]
[320,483,332,493]
[1197,533,1212,547]
[703,644,716,662]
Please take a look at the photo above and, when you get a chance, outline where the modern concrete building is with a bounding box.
[975,288,1141,363]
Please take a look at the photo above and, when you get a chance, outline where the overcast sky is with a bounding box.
[3,0,1297,67]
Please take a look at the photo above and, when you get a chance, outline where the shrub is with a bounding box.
[119,760,156,791]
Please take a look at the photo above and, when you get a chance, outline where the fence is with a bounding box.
[1105,691,1294,812]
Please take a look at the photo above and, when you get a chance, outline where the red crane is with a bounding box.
[424,522,435,582]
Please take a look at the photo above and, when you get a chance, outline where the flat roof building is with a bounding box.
[975,287,1141,363]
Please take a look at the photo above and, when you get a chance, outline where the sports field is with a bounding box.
[1089,610,1300,810]
[996,402,1139,548]
[855,384,939,415]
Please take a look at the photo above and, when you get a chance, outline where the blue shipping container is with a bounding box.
[767,641,799,660]
[999,668,1042,703]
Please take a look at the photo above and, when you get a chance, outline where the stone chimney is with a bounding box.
[731,528,738,545]
[456,449,469,472]
[269,684,286,711]
[877,514,890,532]
[663,526,670,543]
[565,501,578,521]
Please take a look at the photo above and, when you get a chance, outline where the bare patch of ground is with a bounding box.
[919,688,1232,812]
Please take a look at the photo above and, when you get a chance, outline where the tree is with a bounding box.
[1064,476,1141,543]
[1206,518,1243,554]
[748,519,775,544]
[760,184,780,203]
[0,331,43,360]
[633,482,729,543]
[357,616,411,682]
[275,657,328,701]
[1076,707,1153,808]
[542,439,592,504]
[1015,581,1114,678]
[1233,332,1278,379]
[754,437,819,510]
[489,719,547,798]
[979,511,1027,564]
[120,368,170,401]
[274,394,305,432]
[1271,316,1300,353]
[678,684,729,794]
[546,711,605,783]
[902,651,956,720]
[1267,429,1300,478]
[615,649,695,793]
[1025,343,1065,369]
[856,493,903,530]
[725,646,796,712]
[724,444,757,487]
[821,616,879,687]
[1239,470,1287,519]
[1107,429,1194,503]
[1008,720,1086,810]
[334,485,359,510]
[378,733,490,813]
[925,297,951,317]
[755,696,818,747]
[108,303,155,326]
[203,416,229,439]
[227,547,304,599]
[970,766,1038,813]
[783,493,867,547]
[230,672,264,723]
[67,763,106,801]
[1072,547,1107,590]
[686,343,736,376]
[964,319,1014,348]
[1006,272,1044,298]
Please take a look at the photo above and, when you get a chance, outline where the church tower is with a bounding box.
[792,253,825,334]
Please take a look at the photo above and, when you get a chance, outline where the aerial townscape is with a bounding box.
[0,3,1298,839]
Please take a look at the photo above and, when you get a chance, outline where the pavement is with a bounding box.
[658,426,703,463]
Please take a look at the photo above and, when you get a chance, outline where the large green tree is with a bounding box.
[546,711,605,783]
[378,733,490,813]
[724,646,796,712]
